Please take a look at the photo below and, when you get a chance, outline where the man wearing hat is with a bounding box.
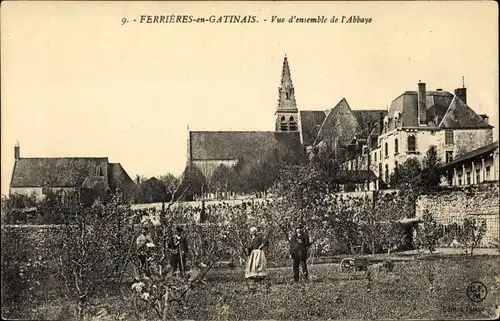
[290,224,311,282]
[168,226,189,276]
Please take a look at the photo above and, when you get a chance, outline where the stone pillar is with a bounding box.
[481,157,485,182]
[472,161,475,184]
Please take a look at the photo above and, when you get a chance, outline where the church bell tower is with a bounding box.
[275,55,299,132]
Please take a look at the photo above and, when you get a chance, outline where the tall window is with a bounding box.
[458,174,462,186]
[378,163,382,177]
[280,116,287,131]
[445,130,454,145]
[385,164,389,182]
[476,169,481,184]
[394,138,399,154]
[285,91,290,100]
[289,116,297,131]
[374,152,377,162]
[407,135,416,152]
[466,172,471,185]
[486,166,491,180]
[384,142,388,157]
[445,151,454,163]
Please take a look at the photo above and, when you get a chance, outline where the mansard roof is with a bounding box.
[385,89,491,130]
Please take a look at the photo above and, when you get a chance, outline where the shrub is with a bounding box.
[415,210,442,254]
[457,217,487,256]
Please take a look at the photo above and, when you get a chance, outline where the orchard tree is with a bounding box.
[54,191,136,320]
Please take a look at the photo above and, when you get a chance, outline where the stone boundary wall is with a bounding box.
[416,182,499,247]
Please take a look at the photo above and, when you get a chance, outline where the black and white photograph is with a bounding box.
[1,1,499,320]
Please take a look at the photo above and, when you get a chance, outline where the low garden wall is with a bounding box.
[416,182,499,247]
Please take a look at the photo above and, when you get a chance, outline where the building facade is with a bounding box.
[9,142,135,201]
[342,82,494,186]
[440,141,499,187]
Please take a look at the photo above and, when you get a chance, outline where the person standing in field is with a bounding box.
[245,226,268,281]
[168,226,189,277]
[136,225,154,276]
[290,224,311,283]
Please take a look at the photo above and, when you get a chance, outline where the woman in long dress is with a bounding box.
[245,227,268,280]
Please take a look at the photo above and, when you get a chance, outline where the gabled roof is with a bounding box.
[299,110,326,146]
[442,141,498,168]
[108,163,135,189]
[314,98,361,146]
[11,157,109,187]
[439,96,492,129]
[352,110,387,139]
[189,131,304,162]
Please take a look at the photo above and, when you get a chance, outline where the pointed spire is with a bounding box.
[280,55,294,89]
[277,54,297,112]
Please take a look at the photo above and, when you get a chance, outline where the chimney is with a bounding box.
[480,114,489,124]
[418,81,427,125]
[454,87,467,105]
[14,141,20,161]
[379,111,385,134]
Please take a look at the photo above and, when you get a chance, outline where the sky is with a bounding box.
[1,1,498,196]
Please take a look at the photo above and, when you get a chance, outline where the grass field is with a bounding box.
[2,255,498,320]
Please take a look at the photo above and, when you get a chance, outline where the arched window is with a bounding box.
[394,138,399,154]
[280,116,287,131]
[384,142,388,157]
[407,135,416,152]
[285,91,290,100]
[289,116,297,131]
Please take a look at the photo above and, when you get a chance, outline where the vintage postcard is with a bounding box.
[1,1,499,320]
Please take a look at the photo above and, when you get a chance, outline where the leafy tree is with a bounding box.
[158,173,181,200]
[179,165,207,201]
[415,210,443,254]
[135,177,169,204]
[421,146,443,188]
[457,217,487,256]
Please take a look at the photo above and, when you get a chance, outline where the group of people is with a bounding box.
[245,224,311,283]
[136,225,189,277]
[134,199,313,283]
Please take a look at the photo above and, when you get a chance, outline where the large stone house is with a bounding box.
[341,81,494,188]
[9,142,135,202]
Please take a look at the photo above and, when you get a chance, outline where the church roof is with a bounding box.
[10,157,109,187]
[314,98,361,146]
[189,131,303,162]
[299,110,327,146]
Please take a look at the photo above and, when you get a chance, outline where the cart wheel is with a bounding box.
[340,258,354,272]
